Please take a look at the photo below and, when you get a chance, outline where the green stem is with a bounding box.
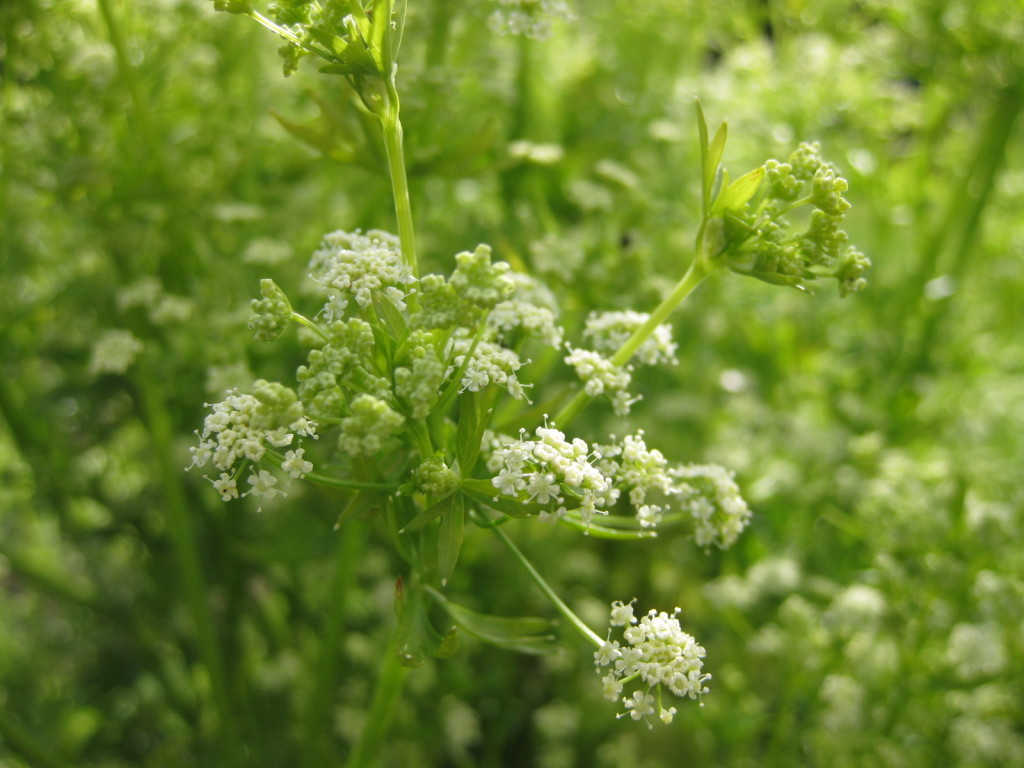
[135,365,242,764]
[553,257,711,428]
[491,524,604,648]
[96,0,165,177]
[899,78,1024,376]
[381,79,418,278]
[343,630,409,768]
[300,519,369,768]
[263,452,394,490]
[0,710,76,768]
[291,312,330,342]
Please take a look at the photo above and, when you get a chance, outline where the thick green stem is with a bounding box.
[492,524,604,648]
[899,78,1024,376]
[301,519,369,768]
[553,257,711,428]
[343,630,409,768]
[136,366,242,764]
[0,709,76,768]
[96,0,164,177]
[382,79,418,278]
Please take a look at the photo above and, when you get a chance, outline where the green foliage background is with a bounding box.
[2,0,1022,765]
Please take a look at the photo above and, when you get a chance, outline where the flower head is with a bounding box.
[595,601,710,726]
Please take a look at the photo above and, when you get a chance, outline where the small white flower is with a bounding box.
[211,473,239,501]
[526,472,561,504]
[282,448,313,479]
[492,467,523,495]
[623,690,655,721]
[609,600,637,627]
[601,673,623,702]
[246,469,282,500]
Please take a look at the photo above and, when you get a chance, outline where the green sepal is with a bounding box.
[427,588,557,655]
[394,578,460,667]
[437,494,464,586]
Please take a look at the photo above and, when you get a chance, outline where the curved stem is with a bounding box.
[553,257,712,428]
[291,312,330,342]
[381,79,418,277]
[136,365,242,764]
[300,519,369,768]
[343,629,409,768]
[491,524,604,648]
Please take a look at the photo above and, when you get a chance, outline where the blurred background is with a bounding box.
[1,0,1022,765]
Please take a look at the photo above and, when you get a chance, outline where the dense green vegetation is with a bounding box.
[2,1,1022,766]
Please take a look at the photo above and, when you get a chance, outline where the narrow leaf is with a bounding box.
[713,165,765,214]
[437,494,464,585]
[707,120,728,201]
[429,589,557,655]
[401,495,452,533]
[454,392,481,474]
[695,98,710,212]
[461,482,549,518]
[333,491,379,529]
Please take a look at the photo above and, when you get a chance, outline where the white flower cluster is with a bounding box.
[89,329,144,375]
[488,0,574,40]
[672,464,752,549]
[584,310,677,366]
[486,427,752,541]
[189,381,317,502]
[594,600,710,726]
[308,229,414,320]
[488,272,564,349]
[563,347,637,416]
[116,277,194,326]
[487,425,619,527]
[338,394,405,457]
[593,432,675,529]
[447,333,528,400]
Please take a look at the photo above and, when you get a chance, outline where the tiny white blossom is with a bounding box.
[282,448,313,479]
[211,473,239,501]
[246,469,282,500]
[623,690,656,722]
[89,329,144,375]
[610,599,637,627]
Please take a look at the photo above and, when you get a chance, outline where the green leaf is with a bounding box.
[368,0,390,68]
[437,494,464,585]
[333,490,380,530]
[386,0,407,68]
[707,120,728,202]
[395,578,460,667]
[712,165,765,214]
[454,392,482,474]
[428,589,557,655]
[400,494,452,533]
[460,482,548,518]
[695,98,710,212]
